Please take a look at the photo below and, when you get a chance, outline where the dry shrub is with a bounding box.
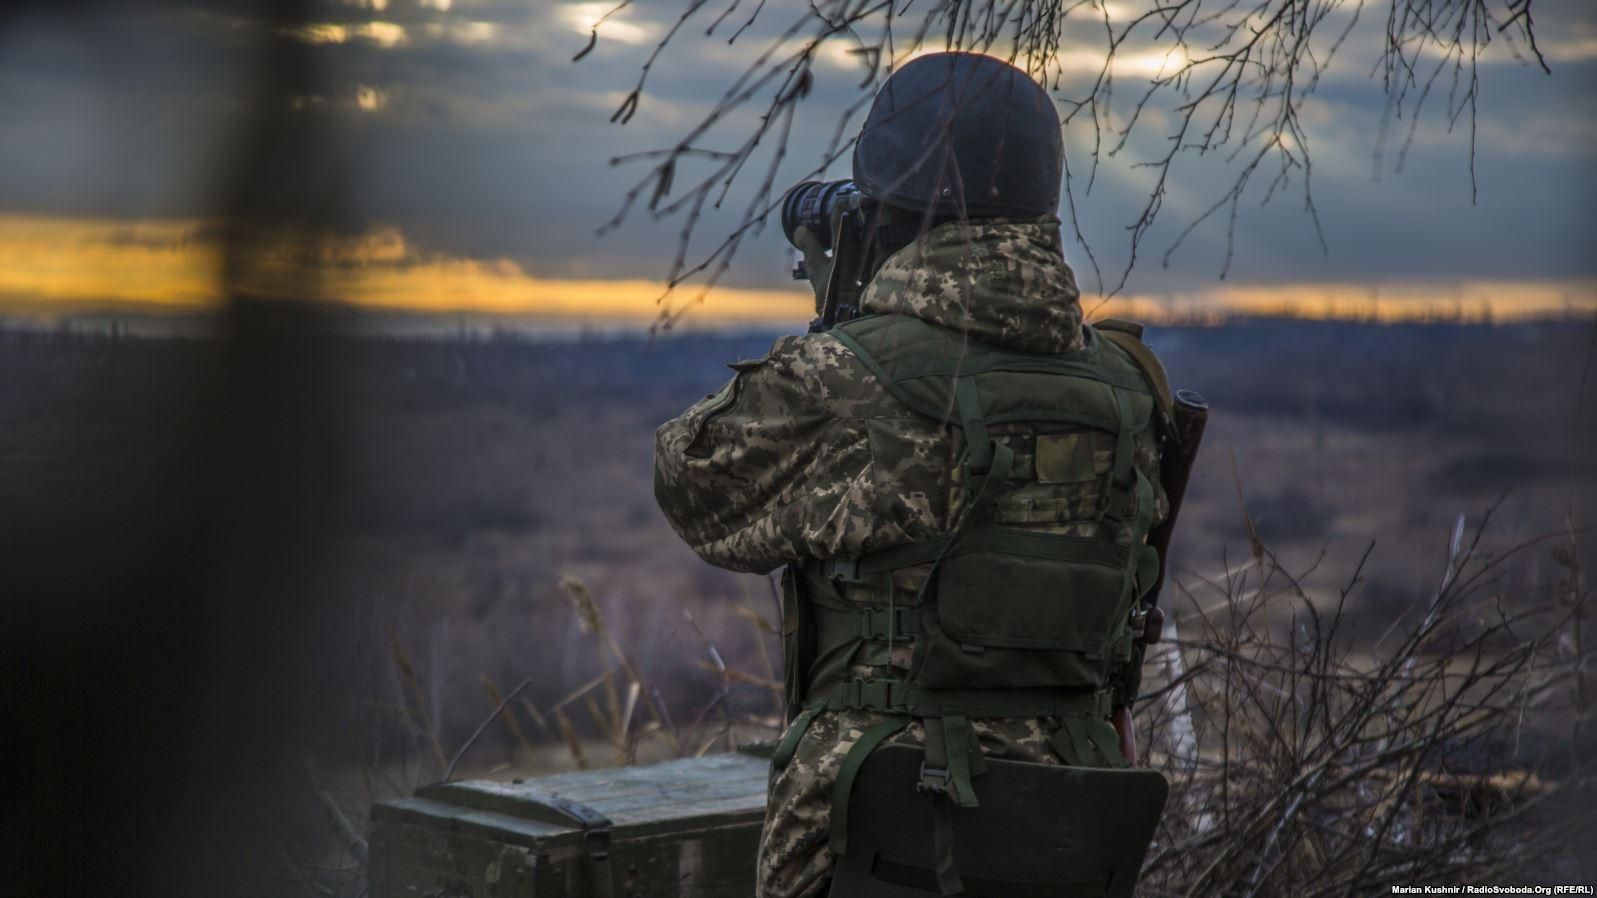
[442,574,785,776]
[314,505,1590,897]
[1136,503,1592,895]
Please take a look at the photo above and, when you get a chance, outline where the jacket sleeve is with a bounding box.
[652,333,922,574]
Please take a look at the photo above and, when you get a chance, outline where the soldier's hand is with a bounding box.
[792,225,833,309]
[1112,705,1138,767]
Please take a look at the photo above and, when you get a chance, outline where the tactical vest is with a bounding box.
[772,313,1171,854]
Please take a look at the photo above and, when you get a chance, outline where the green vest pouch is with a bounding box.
[918,529,1140,689]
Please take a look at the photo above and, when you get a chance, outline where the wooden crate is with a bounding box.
[369,746,771,897]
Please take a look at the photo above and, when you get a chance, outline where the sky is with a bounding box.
[0,0,1592,327]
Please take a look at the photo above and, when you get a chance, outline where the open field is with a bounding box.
[4,317,1594,770]
[6,314,1594,892]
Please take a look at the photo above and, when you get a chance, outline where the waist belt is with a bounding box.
[804,542,943,586]
[805,677,1114,720]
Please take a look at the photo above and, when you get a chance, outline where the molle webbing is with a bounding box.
[804,677,1115,720]
[827,316,1155,430]
[813,601,918,647]
[810,531,1134,583]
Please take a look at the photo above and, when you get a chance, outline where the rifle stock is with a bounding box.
[1140,389,1208,642]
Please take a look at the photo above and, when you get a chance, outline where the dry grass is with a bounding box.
[375,572,786,787]
[1135,500,1593,894]
[299,500,1592,898]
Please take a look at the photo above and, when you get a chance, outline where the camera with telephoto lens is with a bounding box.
[780,179,880,331]
[780,179,858,253]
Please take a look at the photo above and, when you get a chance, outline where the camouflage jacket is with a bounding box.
[654,217,1168,898]
[653,216,1164,573]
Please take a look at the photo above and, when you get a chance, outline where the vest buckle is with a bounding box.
[859,606,917,642]
[1093,689,1116,719]
[825,557,861,582]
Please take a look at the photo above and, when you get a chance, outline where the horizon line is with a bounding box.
[0,211,1593,327]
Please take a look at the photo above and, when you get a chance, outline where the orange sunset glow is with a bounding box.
[0,212,1591,326]
[0,212,814,325]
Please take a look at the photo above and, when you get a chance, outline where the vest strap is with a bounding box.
[807,539,947,584]
[844,345,1153,396]
[804,677,1114,719]
[1095,324,1176,431]
[814,530,1130,593]
[939,709,981,809]
[1099,388,1140,532]
[954,376,993,474]
[1085,716,1127,766]
[771,706,821,771]
[1049,716,1128,767]
[920,714,972,895]
[950,528,1130,567]
[828,717,909,855]
[930,784,963,895]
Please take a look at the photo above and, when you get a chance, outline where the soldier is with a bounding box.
[655,52,1174,898]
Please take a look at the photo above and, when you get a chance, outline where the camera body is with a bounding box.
[780,179,860,252]
[780,179,881,332]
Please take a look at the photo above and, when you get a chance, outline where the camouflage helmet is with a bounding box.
[852,52,1063,219]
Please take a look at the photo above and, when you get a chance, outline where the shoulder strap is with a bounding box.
[1093,318,1145,339]
[1094,325,1174,430]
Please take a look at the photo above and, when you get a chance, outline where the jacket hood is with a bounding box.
[857,216,1085,354]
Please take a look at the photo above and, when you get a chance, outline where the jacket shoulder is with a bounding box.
[756,331,907,419]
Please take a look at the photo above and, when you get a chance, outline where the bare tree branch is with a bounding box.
[577,0,1548,314]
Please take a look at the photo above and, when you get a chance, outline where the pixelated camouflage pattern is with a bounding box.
[858,216,1085,354]
[652,217,1166,898]
[653,333,955,573]
[653,218,1108,571]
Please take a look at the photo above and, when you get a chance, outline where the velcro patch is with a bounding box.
[1035,433,1098,484]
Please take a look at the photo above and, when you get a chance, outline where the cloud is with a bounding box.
[1099,279,1597,321]
[1540,36,1597,63]
[285,20,408,48]
[559,2,660,46]
[0,214,223,308]
[354,83,386,111]
[0,0,1591,301]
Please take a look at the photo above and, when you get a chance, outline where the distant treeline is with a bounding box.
[7,314,1588,434]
